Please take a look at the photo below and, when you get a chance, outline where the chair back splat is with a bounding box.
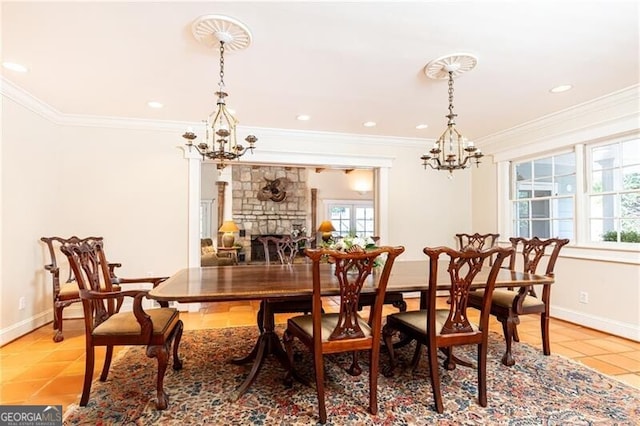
[59,239,183,410]
[283,245,405,424]
[383,246,513,413]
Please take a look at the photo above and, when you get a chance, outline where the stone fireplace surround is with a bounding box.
[231,165,309,262]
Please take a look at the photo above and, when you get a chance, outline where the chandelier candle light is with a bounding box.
[421,53,483,176]
[182,15,257,169]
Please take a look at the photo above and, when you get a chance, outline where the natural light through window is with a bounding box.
[588,139,640,243]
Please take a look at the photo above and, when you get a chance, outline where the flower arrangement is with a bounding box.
[326,234,384,267]
[329,235,377,251]
[291,226,307,238]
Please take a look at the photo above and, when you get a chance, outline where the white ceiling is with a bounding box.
[2,1,639,142]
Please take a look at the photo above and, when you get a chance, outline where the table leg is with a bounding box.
[229,300,290,401]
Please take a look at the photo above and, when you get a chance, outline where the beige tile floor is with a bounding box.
[1,297,639,412]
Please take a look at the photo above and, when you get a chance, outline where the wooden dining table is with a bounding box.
[148,260,553,401]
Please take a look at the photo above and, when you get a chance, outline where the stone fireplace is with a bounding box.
[231,165,309,262]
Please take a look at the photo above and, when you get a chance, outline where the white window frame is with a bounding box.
[323,199,375,238]
[510,149,577,240]
[586,136,640,245]
[498,139,640,264]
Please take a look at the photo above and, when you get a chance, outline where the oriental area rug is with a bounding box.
[64,326,640,425]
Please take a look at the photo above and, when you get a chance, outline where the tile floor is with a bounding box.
[1,297,639,412]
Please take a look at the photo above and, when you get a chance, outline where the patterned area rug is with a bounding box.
[63,326,640,425]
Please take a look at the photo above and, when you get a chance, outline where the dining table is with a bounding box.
[148,260,553,401]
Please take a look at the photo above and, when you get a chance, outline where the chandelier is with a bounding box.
[182,15,257,169]
[420,53,483,175]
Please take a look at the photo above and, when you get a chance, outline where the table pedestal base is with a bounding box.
[229,300,290,401]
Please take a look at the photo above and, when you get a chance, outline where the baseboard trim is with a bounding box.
[0,310,53,347]
[551,305,640,342]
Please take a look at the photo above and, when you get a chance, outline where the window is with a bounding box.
[512,152,575,239]
[326,202,374,238]
[588,139,640,243]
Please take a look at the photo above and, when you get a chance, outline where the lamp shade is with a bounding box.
[317,220,336,233]
[219,220,240,233]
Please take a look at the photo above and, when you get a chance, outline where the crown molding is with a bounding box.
[1,76,425,148]
[477,84,640,162]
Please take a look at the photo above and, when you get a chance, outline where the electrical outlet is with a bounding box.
[18,297,26,310]
[579,291,589,304]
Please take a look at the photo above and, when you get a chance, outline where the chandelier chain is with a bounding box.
[448,71,455,120]
[218,41,225,91]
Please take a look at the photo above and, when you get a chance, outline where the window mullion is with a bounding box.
[575,144,586,245]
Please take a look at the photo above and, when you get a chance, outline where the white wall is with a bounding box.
[1,87,190,344]
[1,96,60,340]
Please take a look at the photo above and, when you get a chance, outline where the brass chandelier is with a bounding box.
[421,53,483,175]
[182,15,257,169]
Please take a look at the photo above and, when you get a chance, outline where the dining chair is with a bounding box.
[283,245,405,424]
[468,236,569,366]
[41,236,123,342]
[383,245,513,413]
[60,239,183,410]
[455,233,500,264]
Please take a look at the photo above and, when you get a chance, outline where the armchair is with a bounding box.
[41,236,122,342]
[60,239,183,410]
[467,236,569,366]
[200,238,235,267]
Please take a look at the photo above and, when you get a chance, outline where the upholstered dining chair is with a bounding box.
[41,236,123,342]
[60,239,183,410]
[283,245,405,424]
[383,245,513,413]
[468,236,569,366]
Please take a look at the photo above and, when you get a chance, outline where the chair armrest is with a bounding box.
[79,289,154,341]
[112,276,169,288]
[107,262,122,278]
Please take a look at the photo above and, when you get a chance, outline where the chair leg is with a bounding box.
[100,345,113,381]
[540,312,551,356]
[147,344,170,410]
[313,351,327,424]
[477,342,487,407]
[369,348,379,416]
[411,343,422,371]
[382,324,397,377]
[499,316,516,367]
[80,346,95,406]
[172,320,184,370]
[53,304,64,342]
[282,329,294,387]
[512,324,520,342]
[347,351,362,376]
[427,343,443,413]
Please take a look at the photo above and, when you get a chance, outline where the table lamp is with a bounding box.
[317,220,336,243]
[219,220,240,248]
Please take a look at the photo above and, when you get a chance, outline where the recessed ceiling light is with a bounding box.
[296,114,311,121]
[363,121,376,127]
[2,62,28,73]
[416,124,429,129]
[147,101,163,109]
[550,84,572,93]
